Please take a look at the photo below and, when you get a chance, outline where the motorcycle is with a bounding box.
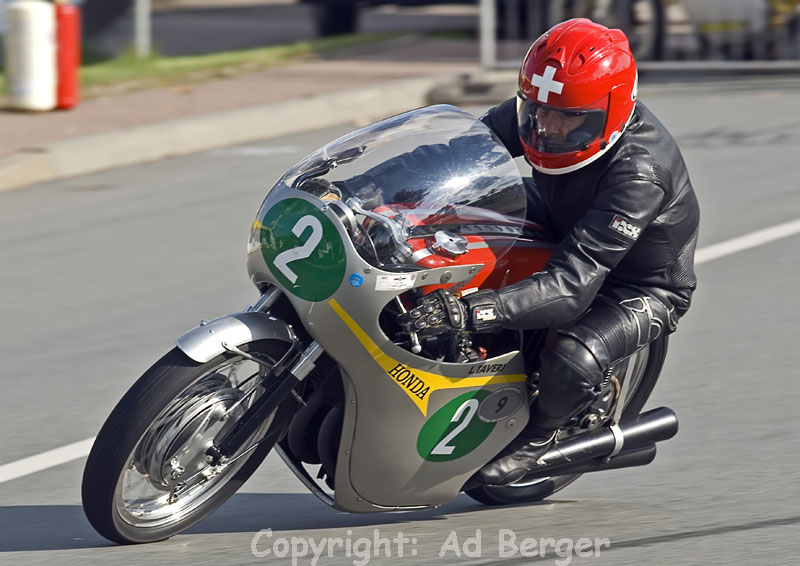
[81,105,678,544]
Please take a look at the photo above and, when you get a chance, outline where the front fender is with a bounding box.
[176,312,297,363]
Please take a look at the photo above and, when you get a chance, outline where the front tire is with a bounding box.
[465,335,669,506]
[82,340,294,544]
[81,0,134,37]
[562,0,665,61]
[311,2,358,37]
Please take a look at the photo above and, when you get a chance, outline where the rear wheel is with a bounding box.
[465,335,668,506]
[81,339,295,544]
[81,0,134,37]
[562,0,665,60]
[311,2,358,36]
[612,0,665,61]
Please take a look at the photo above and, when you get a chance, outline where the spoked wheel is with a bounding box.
[81,0,134,37]
[82,339,294,544]
[609,0,665,61]
[465,335,668,506]
[562,0,665,61]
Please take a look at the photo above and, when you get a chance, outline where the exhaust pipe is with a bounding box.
[558,444,657,475]
[520,407,678,480]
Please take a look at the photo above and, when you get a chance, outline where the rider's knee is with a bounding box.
[538,334,605,394]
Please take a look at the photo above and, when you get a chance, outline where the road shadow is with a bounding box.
[0,502,110,552]
[0,492,529,552]
[4,493,799,554]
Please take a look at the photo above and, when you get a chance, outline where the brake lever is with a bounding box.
[394,297,422,354]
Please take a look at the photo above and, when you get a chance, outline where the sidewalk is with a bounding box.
[4,32,798,193]
[0,38,482,192]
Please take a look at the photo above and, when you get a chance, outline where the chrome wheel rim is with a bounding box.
[112,354,276,529]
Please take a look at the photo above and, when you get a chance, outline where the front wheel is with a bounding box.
[81,339,295,544]
[311,2,358,36]
[563,0,665,61]
[465,335,669,506]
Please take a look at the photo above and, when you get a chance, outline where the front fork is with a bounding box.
[206,289,324,465]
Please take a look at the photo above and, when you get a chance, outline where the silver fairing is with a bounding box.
[247,106,531,511]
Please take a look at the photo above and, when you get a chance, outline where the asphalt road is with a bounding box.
[1,77,800,565]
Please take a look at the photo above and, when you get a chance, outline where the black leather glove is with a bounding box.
[397,289,467,337]
[397,289,507,337]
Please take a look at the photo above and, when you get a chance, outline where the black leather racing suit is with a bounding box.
[478,99,700,434]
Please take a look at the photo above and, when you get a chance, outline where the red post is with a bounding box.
[55,1,81,110]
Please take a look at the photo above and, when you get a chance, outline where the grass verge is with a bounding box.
[0,33,408,98]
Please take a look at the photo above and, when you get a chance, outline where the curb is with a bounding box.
[485,59,800,75]
[0,74,458,193]
[428,60,800,105]
[638,60,800,80]
[4,60,798,193]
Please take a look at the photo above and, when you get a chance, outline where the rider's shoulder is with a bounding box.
[600,104,675,192]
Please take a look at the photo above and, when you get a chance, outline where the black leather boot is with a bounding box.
[470,430,557,487]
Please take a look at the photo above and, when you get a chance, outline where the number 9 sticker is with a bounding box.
[260,198,346,302]
[477,387,525,423]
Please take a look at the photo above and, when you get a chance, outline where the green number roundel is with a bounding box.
[260,198,346,302]
[417,390,496,462]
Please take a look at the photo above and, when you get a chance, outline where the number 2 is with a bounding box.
[272,215,323,284]
[431,399,479,456]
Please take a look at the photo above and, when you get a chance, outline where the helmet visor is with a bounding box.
[517,93,607,155]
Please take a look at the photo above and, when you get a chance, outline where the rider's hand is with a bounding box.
[397,289,467,337]
[397,289,507,337]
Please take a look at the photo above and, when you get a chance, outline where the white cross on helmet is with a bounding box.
[530,66,564,103]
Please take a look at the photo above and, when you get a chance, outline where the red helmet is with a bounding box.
[517,18,638,175]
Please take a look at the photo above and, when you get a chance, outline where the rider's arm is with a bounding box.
[471,177,667,330]
[480,98,524,158]
[480,99,558,234]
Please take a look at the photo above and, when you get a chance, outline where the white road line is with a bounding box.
[0,437,95,485]
[695,218,800,265]
[1,217,799,485]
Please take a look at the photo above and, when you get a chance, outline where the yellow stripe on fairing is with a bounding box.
[328,299,525,415]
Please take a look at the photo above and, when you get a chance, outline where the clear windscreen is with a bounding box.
[259,105,526,267]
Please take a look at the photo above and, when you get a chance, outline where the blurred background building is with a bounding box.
[2,0,799,65]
